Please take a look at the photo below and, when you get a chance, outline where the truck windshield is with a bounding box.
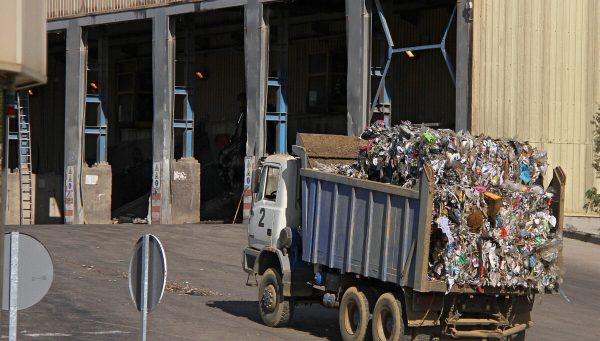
[257,166,280,201]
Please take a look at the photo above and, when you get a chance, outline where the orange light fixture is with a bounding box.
[405,50,415,58]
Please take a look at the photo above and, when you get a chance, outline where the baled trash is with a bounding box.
[316,122,561,292]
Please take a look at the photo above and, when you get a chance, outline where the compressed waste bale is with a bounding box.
[316,122,561,292]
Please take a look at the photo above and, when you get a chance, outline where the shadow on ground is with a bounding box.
[207,300,341,340]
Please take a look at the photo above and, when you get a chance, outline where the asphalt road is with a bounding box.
[1,224,598,340]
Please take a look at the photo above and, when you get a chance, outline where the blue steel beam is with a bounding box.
[370,0,457,123]
[173,86,194,158]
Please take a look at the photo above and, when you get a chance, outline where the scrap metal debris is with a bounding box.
[317,122,561,292]
[166,281,223,297]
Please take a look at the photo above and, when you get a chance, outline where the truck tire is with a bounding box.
[372,292,411,341]
[258,268,294,327]
[339,286,370,341]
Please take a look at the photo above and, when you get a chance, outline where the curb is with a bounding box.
[563,230,600,245]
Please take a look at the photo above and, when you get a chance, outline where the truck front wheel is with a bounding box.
[258,268,294,327]
[372,292,411,341]
[339,287,370,341]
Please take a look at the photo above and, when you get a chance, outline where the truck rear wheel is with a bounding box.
[258,268,294,327]
[372,292,411,341]
[339,286,370,341]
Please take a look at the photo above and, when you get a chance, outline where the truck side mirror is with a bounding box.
[251,169,261,193]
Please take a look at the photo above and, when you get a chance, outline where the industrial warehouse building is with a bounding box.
[5,0,599,225]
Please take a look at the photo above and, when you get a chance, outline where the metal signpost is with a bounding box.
[2,232,54,341]
[128,234,167,341]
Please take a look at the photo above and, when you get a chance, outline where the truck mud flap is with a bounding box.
[242,248,260,274]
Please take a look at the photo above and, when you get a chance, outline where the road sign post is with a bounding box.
[140,235,149,341]
[9,232,19,341]
[129,234,167,341]
[2,232,54,341]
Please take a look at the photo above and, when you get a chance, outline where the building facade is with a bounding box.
[6,0,597,225]
[471,0,600,214]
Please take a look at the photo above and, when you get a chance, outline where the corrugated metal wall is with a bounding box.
[471,0,600,213]
[47,0,193,19]
[287,19,348,139]
[194,49,245,137]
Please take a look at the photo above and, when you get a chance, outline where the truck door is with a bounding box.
[248,164,283,249]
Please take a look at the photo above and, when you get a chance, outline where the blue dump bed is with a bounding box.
[300,166,436,292]
[299,164,567,294]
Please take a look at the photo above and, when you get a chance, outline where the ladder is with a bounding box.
[16,93,33,225]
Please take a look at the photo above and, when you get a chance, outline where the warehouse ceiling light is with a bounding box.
[405,50,415,58]
[89,82,98,90]
[195,70,208,80]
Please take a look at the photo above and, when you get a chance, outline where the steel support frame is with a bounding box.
[84,29,109,163]
[266,79,287,154]
[266,8,288,154]
[244,0,269,157]
[173,17,195,159]
[345,0,371,136]
[370,0,457,124]
[173,88,194,158]
[64,22,87,224]
[152,9,175,224]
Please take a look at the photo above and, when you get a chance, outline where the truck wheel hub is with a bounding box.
[261,284,277,312]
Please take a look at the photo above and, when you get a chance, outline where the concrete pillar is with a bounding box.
[172,158,200,224]
[243,0,269,222]
[244,0,269,158]
[64,22,87,224]
[455,0,473,132]
[81,164,112,224]
[151,10,175,224]
[346,0,371,136]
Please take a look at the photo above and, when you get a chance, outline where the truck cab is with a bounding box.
[247,154,300,250]
[242,153,314,328]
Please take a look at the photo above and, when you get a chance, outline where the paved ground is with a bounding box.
[564,216,600,244]
[0,224,598,340]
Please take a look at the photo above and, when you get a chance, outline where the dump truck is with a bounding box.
[242,133,566,341]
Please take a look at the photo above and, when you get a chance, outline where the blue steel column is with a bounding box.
[275,10,288,154]
[83,30,108,163]
[98,30,108,162]
[173,19,194,159]
[265,12,288,154]
[276,82,287,153]
[151,10,174,224]
[184,20,194,158]
[64,22,87,224]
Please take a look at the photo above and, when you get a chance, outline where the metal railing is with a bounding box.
[47,0,195,20]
